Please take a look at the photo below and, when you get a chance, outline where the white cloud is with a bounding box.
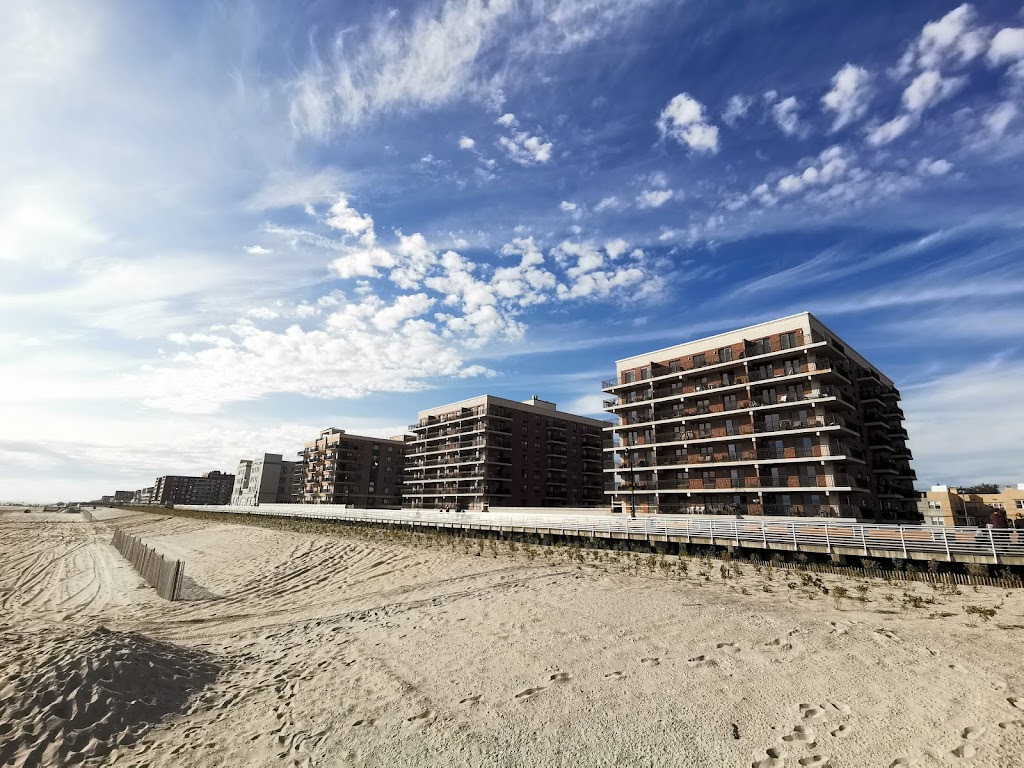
[288,0,516,136]
[497,112,518,127]
[984,101,1018,138]
[901,70,967,113]
[324,195,376,241]
[458,135,476,149]
[866,114,915,146]
[896,3,990,76]
[244,245,272,255]
[328,245,397,279]
[916,157,952,176]
[247,307,281,320]
[987,27,1024,67]
[721,94,752,126]
[656,93,719,154]
[770,96,803,136]
[604,238,629,259]
[390,232,438,289]
[594,195,621,211]
[903,358,1024,487]
[560,200,578,212]
[636,189,674,208]
[498,131,553,165]
[821,64,873,131]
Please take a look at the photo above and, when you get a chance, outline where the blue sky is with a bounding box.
[2,0,1023,501]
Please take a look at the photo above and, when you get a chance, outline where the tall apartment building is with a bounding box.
[298,428,408,507]
[404,395,607,510]
[919,484,1024,527]
[602,313,917,521]
[153,471,234,505]
[231,454,301,506]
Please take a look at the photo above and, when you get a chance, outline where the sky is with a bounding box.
[2,0,1024,502]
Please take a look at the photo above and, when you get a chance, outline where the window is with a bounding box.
[624,371,635,383]
[930,516,944,526]
[723,394,738,411]
[719,347,733,363]
[783,359,800,376]
[927,501,941,510]
[751,338,770,355]
[640,367,651,380]
[693,353,706,368]
[780,332,798,350]
[721,372,733,386]
[695,398,711,414]
[1017,500,1024,509]
[669,360,681,373]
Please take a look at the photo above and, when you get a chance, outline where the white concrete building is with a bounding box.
[231,453,300,506]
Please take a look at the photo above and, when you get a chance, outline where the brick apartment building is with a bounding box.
[602,312,917,521]
[919,484,1024,527]
[298,428,408,507]
[231,454,301,506]
[404,395,607,510]
[153,471,234,505]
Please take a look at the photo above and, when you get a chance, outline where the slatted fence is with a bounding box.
[111,528,184,600]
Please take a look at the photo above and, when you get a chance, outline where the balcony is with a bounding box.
[753,416,845,434]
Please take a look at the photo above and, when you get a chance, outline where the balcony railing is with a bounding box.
[753,416,845,434]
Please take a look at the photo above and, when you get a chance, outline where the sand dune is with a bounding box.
[2,508,1024,767]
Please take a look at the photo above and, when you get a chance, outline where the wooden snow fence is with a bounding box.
[111,528,184,600]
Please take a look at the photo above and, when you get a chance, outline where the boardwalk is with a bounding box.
[176,504,1024,566]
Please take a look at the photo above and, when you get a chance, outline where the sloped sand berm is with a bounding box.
[0,624,220,767]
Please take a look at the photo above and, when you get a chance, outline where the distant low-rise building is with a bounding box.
[918,484,1024,527]
[231,454,301,506]
[153,472,234,506]
[114,490,134,503]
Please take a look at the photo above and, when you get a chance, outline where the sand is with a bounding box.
[2,507,1024,767]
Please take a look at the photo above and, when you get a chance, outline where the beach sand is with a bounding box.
[2,507,1024,767]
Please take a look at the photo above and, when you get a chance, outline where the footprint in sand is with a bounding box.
[403,709,434,729]
[604,671,625,680]
[948,664,968,673]
[962,725,986,741]
[828,701,851,715]
[751,746,786,768]
[798,756,831,767]
[641,657,661,667]
[549,672,570,683]
[783,724,816,744]
[830,724,851,738]
[799,704,826,720]
[351,718,376,727]
[951,742,976,759]
[888,758,918,767]
[458,695,481,706]
[686,655,711,668]
[514,686,547,701]
[998,720,1024,729]
[1008,697,1024,710]
[717,642,740,653]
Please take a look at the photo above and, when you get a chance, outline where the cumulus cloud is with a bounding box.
[821,64,873,131]
[497,112,518,127]
[988,27,1024,77]
[895,3,990,76]
[984,101,1018,138]
[636,189,674,208]
[324,195,375,241]
[770,96,803,136]
[560,200,578,212]
[498,130,553,165]
[656,93,719,154]
[917,157,952,176]
[901,70,967,113]
[721,94,752,126]
[594,195,621,212]
[458,135,476,149]
[866,114,915,146]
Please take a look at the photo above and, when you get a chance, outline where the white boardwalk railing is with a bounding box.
[171,504,1024,565]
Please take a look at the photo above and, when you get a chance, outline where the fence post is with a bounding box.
[860,526,867,556]
[824,523,831,554]
[899,526,907,559]
[989,527,998,565]
[942,527,951,562]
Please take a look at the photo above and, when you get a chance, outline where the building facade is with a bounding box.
[602,313,917,520]
[231,454,301,506]
[153,471,234,505]
[918,484,1024,527]
[113,490,134,503]
[298,428,408,507]
[404,395,607,510]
